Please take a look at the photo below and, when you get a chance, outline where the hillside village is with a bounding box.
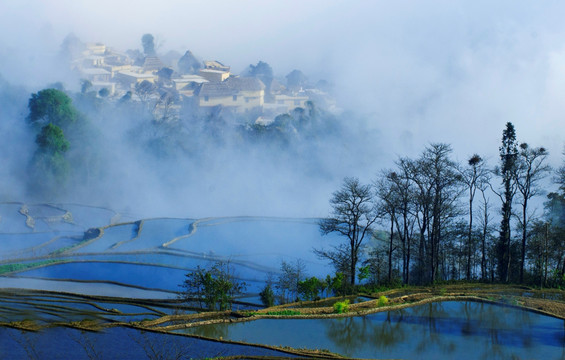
[65,35,336,125]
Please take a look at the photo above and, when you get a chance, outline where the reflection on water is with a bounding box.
[0,326,297,359]
[182,301,565,359]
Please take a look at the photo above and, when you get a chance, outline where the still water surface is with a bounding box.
[183,301,565,359]
[0,326,296,359]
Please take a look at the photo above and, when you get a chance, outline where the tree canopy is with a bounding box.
[180,261,245,311]
[27,88,78,129]
[246,61,274,90]
[35,123,69,154]
[286,69,307,90]
[141,33,156,56]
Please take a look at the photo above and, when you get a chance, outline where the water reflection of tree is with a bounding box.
[316,301,558,359]
[190,322,229,340]
[69,330,102,359]
[455,301,537,359]
[324,317,372,356]
[130,330,199,360]
[412,302,455,355]
[322,311,409,357]
[8,330,40,360]
[370,311,407,349]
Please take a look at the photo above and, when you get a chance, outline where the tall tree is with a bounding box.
[26,89,81,197]
[390,162,416,284]
[285,69,308,90]
[246,61,274,97]
[35,123,69,154]
[374,172,398,284]
[477,183,494,281]
[515,143,550,283]
[141,33,156,56]
[317,177,378,285]
[496,122,518,282]
[375,166,415,284]
[27,88,78,130]
[409,144,463,283]
[459,154,489,280]
[29,123,71,195]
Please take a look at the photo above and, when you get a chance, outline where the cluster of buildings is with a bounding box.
[71,42,332,122]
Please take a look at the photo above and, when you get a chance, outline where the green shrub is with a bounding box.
[333,299,350,314]
[298,277,323,301]
[259,284,275,307]
[377,295,389,307]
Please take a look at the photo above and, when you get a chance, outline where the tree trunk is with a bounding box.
[388,214,394,283]
[519,199,528,283]
[406,225,411,285]
[467,196,473,280]
[481,201,487,281]
[350,244,356,286]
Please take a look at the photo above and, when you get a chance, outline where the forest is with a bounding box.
[317,123,565,292]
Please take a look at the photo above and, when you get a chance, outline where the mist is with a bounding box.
[1,1,565,218]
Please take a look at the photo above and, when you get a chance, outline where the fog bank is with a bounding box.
[1,1,565,217]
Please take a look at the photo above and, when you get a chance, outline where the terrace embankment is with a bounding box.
[134,285,565,333]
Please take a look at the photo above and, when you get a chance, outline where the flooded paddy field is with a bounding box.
[2,203,565,359]
[0,203,335,300]
[0,326,300,359]
[182,301,565,360]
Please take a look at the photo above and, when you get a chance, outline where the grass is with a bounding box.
[265,310,302,316]
[0,260,62,275]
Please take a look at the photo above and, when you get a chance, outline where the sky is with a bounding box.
[2,1,565,158]
[1,0,565,216]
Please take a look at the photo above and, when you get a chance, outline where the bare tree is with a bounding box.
[317,177,378,285]
[515,143,550,283]
[276,259,306,303]
[459,154,489,280]
[477,184,494,281]
[374,167,416,284]
[374,171,398,284]
[392,161,417,284]
[409,144,464,283]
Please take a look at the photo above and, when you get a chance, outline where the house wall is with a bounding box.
[199,89,264,112]
[102,64,132,78]
[273,94,308,112]
[115,72,156,87]
[85,43,106,55]
[80,69,111,82]
[199,70,230,82]
[92,73,111,82]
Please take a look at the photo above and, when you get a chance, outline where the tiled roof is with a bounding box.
[143,56,164,71]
